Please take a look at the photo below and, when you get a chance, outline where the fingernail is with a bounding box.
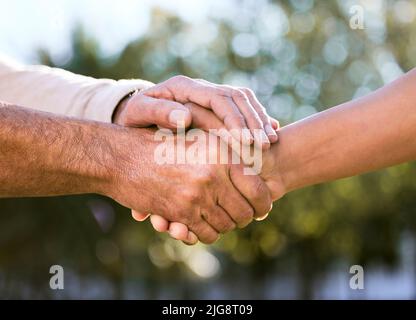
[254,212,269,221]
[188,232,198,244]
[169,109,187,127]
[242,129,254,145]
[253,129,270,149]
[265,124,278,142]
[260,130,270,144]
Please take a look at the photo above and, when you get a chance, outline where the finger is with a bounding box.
[189,220,219,244]
[270,118,280,130]
[185,231,199,245]
[186,102,244,157]
[126,95,192,129]
[223,86,270,149]
[168,223,199,245]
[186,102,225,132]
[196,80,269,148]
[201,206,236,234]
[229,164,273,219]
[254,212,269,221]
[240,87,278,143]
[167,77,254,145]
[131,210,150,222]
[217,182,255,228]
[150,215,170,232]
[168,222,189,241]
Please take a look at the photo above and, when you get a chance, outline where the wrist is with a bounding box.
[261,143,288,201]
[62,121,136,197]
[92,126,154,199]
[112,90,138,125]
[65,122,119,196]
[262,123,315,200]
[261,126,301,200]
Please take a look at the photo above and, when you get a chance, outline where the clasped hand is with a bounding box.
[112,76,280,244]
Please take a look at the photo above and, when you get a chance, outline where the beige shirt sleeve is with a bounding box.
[0,56,154,123]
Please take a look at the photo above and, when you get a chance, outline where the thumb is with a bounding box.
[126,95,192,129]
[131,210,150,222]
[229,164,272,219]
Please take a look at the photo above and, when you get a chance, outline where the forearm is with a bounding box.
[0,102,117,197]
[265,69,416,198]
[0,57,153,122]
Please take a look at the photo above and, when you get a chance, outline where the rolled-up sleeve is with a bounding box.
[0,56,154,122]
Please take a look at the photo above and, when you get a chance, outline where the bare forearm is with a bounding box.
[265,69,416,198]
[0,102,115,197]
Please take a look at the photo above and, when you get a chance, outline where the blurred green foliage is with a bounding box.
[1,0,416,298]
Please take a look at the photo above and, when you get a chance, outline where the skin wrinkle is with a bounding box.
[56,121,84,178]
[43,117,94,190]
[0,106,43,193]
[164,84,177,102]
[0,105,11,159]
[0,104,109,196]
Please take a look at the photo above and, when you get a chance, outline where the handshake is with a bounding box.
[3,64,412,247]
[110,75,282,245]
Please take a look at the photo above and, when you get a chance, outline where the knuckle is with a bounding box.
[181,188,201,204]
[215,87,229,97]
[257,111,270,124]
[226,113,246,126]
[238,87,269,114]
[191,223,215,244]
[202,233,219,244]
[168,75,192,89]
[184,101,196,109]
[231,89,246,101]
[147,104,160,119]
[240,87,254,96]
[171,75,189,82]
[249,180,273,216]
[221,219,236,233]
[213,217,228,233]
[251,114,265,128]
[171,209,184,224]
[237,204,254,220]
[139,87,153,96]
[259,114,270,125]
[193,168,216,186]
[245,207,255,219]
[187,192,200,204]
[129,94,145,110]
[251,179,267,200]
[257,105,268,116]
[236,208,254,228]
[179,209,198,227]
